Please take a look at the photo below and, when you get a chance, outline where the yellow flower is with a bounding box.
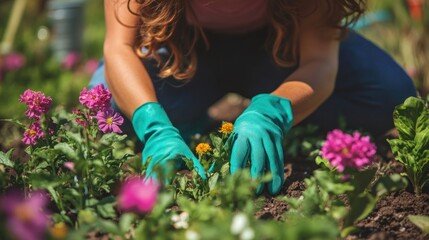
[195,143,212,156]
[50,222,68,239]
[219,122,234,135]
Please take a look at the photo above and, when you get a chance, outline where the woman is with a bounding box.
[90,0,416,194]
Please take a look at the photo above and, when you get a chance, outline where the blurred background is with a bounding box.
[0,0,427,119]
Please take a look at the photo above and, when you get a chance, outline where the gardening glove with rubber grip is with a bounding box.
[132,102,207,181]
[230,94,293,195]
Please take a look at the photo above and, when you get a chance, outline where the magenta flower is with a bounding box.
[4,52,26,71]
[0,190,50,240]
[320,129,377,172]
[72,108,88,127]
[61,52,80,70]
[118,177,160,214]
[19,89,52,119]
[22,122,44,145]
[95,108,124,133]
[84,59,99,75]
[79,84,112,111]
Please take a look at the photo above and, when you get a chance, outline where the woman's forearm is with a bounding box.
[271,59,337,125]
[103,46,158,119]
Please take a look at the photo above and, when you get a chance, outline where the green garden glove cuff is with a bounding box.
[132,102,206,180]
[230,94,293,195]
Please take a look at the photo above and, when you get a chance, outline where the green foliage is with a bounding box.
[408,215,429,235]
[1,105,135,228]
[387,96,429,195]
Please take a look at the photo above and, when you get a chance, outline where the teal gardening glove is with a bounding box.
[230,94,293,194]
[132,102,206,180]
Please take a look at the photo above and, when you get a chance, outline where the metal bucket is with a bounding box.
[47,0,85,60]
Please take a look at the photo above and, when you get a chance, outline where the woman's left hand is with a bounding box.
[230,94,293,195]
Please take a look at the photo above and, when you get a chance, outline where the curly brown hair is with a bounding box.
[127,0,366,80]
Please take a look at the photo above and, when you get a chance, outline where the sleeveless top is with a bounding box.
[186,0,268,33]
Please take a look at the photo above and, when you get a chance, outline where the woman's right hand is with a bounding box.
[132,102,207,180]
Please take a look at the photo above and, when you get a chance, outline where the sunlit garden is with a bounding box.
[0,1,428,239]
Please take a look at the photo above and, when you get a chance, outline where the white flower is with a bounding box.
[240,227,255,240]
[172,211,190,229]
[185,230,200,240]
[230,213,249,235]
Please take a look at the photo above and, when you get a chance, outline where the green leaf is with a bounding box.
[65,131,83,145]
[95,219,122,236]
[119,213,137,233]
[349,168,377,195]
[209,133,223,149]
[99,133,128,145]
[414,127,429,154]
[96,197,117,219]
[387,139,414,165]
[208,172,219,191]
[372,174,408,197]
[150,192,173,219]
[0,149,15,167]
[178,176,187,190]
[78,209,98,224]
[315,156,330,169]
[408,215,429,235]
[47,186,62,210]
[314,170,353,195]
[393,97,427,140]
[54,142,79,161]
[344,192,377,227]
[341,226,360,238]
[65,223,95,240]
[0,118,26,128]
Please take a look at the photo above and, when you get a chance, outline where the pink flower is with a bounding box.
[22,122,44,145]
[3,52,26,71]
[320,129,377,172]
[84,59,99,75]
[63,162,75,172]
[118,177,160,214]
[0,190,50,240]
[79,84,111,111]
[19,89,52,119]
[72,108,88,127]
[95,108,124,133]
[61,52,80,70]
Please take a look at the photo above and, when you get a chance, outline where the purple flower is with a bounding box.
[320,129,377,172]
[19,89,52,119]
[61,52,80,70]
[0,190,50,240]
[95,108,124,133]
[84,59,99,75]
[79,84,112,111]
[4,52,26,71]
[22,122,44,145]
[118,177,160,214]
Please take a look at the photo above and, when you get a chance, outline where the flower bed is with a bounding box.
[0,87,428,240]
